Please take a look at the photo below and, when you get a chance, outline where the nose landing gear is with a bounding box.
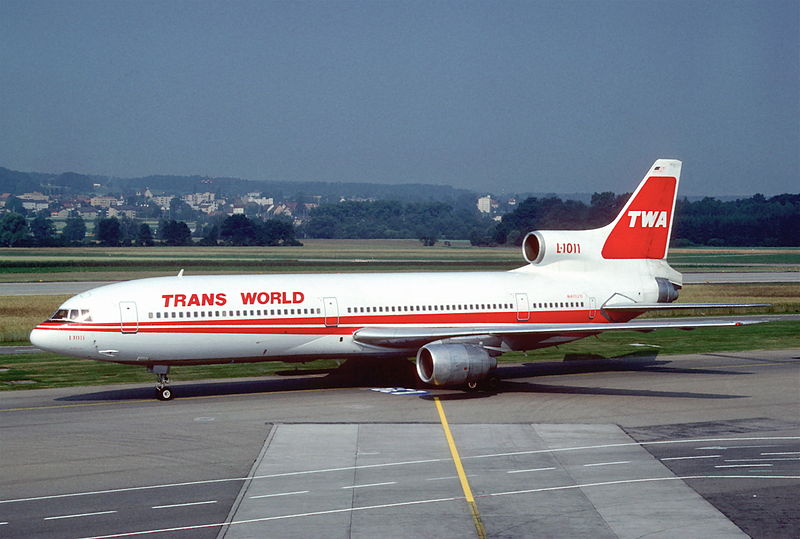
[148,365,174,401]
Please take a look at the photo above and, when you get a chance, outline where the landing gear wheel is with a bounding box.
[149,366,173,401]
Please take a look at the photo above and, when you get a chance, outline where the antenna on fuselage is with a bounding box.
[177,269,184,278]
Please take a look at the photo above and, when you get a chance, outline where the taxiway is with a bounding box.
[1,348,798,538]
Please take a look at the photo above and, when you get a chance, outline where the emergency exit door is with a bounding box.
[119,301,138,334]
[323,297,339,327]
[515,293,530,321]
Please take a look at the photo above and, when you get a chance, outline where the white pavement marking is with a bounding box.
[152,500,217,509]
[249,491,309,499]
[661,455,721,461]
[725,458,800,462]
[486,475,800,498]
[76,496,463,539]
[762,452,800,455]
[340,481,397,489]
[507,467,557,474]
[463,437,800,462]
[696,445,780,450]
[44,510,117,520]
[75,475,800,539]
[583,461,630,467]
[6,436,799,506]
[715,464,773,468]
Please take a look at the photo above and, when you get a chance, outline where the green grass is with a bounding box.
[1,322,797,391]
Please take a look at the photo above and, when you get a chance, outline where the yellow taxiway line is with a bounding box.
[434,396,486,539]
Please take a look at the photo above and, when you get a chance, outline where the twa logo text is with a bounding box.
[627,210,668,228]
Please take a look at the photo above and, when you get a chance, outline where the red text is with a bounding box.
[556,242,581,254]
[162,293,227,308]
[240,291,305,305]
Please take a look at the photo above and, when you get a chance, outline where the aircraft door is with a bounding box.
[588,297,597,320]
[323,297,339,327]
[119,301,138,334]
[515,293,530,321]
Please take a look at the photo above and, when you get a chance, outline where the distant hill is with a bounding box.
[0,165,790,205]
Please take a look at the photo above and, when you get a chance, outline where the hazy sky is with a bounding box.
[1,0,797,196]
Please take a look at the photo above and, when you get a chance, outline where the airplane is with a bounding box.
[30,159,764,400]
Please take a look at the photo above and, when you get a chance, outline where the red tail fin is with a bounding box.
[601,159,681,260]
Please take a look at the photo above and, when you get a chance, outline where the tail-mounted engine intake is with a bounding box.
[522,230,596,265]
[416,343,496,386]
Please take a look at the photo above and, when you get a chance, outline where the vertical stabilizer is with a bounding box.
[601,159,681,260]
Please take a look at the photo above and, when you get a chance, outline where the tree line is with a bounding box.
[301,200,489,245]
[482,192,800,247]
[0,212,301,247]
[2,192,798,248]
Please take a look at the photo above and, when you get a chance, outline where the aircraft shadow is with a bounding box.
[492,380,744,400]
[57,358,421,402]
[427,350,748,401]
[501,351,750,378]
[57,350,748,402]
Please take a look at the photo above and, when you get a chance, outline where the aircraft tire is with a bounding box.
[157,387,174,401]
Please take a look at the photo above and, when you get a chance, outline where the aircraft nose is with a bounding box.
[29,327,57,353]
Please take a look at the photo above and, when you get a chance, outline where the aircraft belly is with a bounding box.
[102,331,385,363]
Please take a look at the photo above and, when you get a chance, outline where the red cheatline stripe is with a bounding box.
[33,309,611,336]
[35,309,592,329]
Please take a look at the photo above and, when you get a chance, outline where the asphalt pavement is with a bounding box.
[1,348,798,538]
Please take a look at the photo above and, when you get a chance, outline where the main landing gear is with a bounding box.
[148,365,174,401]
[466,374,501,392]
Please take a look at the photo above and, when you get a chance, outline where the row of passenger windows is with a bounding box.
[146,300,587,320]
[148,308,322,319]
[345,301,585,314]
[347,303,512,314]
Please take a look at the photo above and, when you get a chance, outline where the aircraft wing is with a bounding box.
[353,318,764,349]
[602,302,769,312]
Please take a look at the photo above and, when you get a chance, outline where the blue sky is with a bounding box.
[1,0,797,196]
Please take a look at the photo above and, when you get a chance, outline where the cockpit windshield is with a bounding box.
[47,309,92,323]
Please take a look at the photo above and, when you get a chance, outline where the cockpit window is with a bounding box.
[48,309,92,323]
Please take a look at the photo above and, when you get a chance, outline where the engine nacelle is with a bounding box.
[416,343,496,386]
[522,230,597,265]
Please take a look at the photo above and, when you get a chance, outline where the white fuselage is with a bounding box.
[30,258,669,367]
